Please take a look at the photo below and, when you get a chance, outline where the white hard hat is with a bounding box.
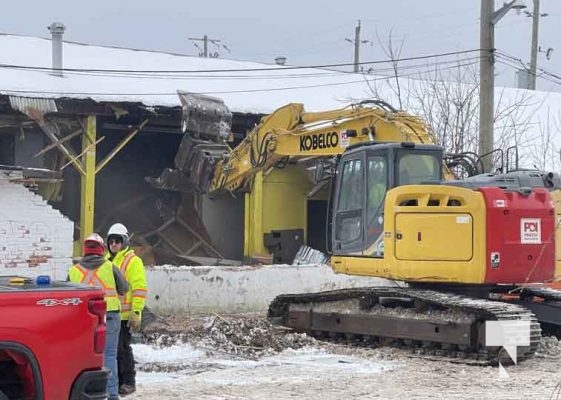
[107,223,129,242]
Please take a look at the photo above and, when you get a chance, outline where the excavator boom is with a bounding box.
[155,96,443,196]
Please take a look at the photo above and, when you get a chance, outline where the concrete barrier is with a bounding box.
[146,264,394,314]
[6,262,395,314]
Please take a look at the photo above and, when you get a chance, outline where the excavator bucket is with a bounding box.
[178,91,232,142]
[142,93,234,264]
[148,92,232,193]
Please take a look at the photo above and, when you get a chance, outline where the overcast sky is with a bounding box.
[2,1,561,91]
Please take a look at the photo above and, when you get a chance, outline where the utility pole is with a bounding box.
[479,0,526,173]
[479,0,494,173]
[346,20,366,73]
[189,35,224,58]
[526,0,549,90]
[529,0,540,89]
[354,20,361,73]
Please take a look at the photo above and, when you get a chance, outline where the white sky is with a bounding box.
[1,1,561,91]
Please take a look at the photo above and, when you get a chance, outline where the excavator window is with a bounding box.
[366,154,387,256]
[337,158,364,212]
[398,153,440,185]
[334,157,364,247]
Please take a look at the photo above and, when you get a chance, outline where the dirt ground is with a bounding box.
[125,313,561,400]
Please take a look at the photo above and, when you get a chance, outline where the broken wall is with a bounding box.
[0,170,73,279]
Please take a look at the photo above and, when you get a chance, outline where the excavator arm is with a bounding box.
[207,100,438,196]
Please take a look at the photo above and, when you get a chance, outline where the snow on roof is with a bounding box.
[0,34,371,113]
[1,34,561,169]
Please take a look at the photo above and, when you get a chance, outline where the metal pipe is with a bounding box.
[48,22,66,77]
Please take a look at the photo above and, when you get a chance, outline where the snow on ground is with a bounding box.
[130,345,393,399]
[127,341,561,400]
[123,314,561,400]
[118,315,561,400]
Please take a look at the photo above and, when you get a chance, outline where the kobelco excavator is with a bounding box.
[159,92,561,363]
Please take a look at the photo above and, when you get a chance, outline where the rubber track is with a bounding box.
[268,286,541,363]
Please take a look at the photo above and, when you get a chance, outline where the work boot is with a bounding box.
[118,384,136,396]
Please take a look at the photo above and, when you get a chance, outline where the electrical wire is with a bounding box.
[495,50,561,86]
[0,48,481,75]
[17,55,480,81]
[0,58,481,97]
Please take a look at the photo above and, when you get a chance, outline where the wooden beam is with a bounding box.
[34,128,82,157]
[96,119,149,174]
[37,120,85,176]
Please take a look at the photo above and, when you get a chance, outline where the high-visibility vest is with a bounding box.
[108,248,147,320]
[68,260,121,312]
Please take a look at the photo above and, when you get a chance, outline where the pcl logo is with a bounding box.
[520,218,541,244]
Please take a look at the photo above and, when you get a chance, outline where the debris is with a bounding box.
[144,314,318,359]
[292,245,329,265]
[535,335,561,357]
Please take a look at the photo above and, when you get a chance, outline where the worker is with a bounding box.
[68,233,128,400]
[106,223,147,397]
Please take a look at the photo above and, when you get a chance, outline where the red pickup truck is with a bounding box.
[0,275,109,400]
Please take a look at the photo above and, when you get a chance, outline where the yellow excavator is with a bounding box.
[161,93,561,363]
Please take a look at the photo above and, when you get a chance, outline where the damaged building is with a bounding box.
[2,25,560,272]
[0,27,363,267]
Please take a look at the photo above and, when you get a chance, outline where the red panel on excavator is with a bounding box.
[479,187,555,284]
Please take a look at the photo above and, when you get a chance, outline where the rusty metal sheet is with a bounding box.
[9,96,58,120]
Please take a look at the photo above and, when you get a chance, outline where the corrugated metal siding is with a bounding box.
[9,96,57,117]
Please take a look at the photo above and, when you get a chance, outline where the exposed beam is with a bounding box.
[60,136,104,170]
[37,120,85,176]
[34,128,83,157]
[96,119,149,173]
[101,122,179,134]
[0,115,35,127]
[79,115,97,244]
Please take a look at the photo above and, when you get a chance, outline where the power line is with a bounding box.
[496,50,561,86]
[0,58,481,97]
[37,54,481,82]
[0,49,482,75]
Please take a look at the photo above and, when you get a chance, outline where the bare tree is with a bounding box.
[362,36,543,174]
[528,107,561,171]
[374,28,406,110]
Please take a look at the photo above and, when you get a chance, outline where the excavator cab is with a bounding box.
[331,142,443,257]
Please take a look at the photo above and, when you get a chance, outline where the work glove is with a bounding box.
[128,311,142,332]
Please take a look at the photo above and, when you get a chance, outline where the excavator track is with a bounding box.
[501,286,561,337]
[268,287,541,364]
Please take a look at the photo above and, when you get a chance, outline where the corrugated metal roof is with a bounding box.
[9,95,58,118]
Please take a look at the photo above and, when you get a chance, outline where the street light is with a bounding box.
[479,0,527,173]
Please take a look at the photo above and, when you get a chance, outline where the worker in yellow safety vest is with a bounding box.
[105,223,147,397]
[68,233,128,400]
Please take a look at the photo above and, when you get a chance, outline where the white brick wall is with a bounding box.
[0,170,73,280]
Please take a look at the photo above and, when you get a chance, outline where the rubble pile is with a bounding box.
[144,314,317,359]
[536,336,561,357]
[192,316,316,358]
